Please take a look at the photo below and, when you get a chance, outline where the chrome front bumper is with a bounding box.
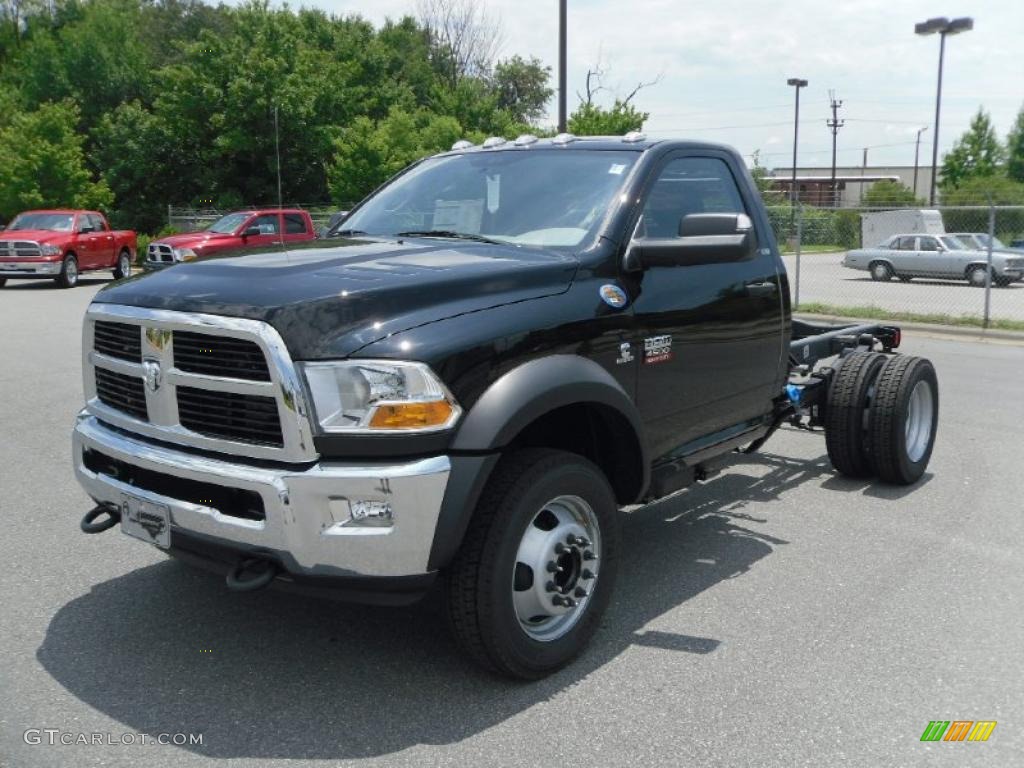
[72,413,451,578]
[0,261,61,276]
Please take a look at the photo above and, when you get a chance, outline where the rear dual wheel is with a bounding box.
[826,351,938,485]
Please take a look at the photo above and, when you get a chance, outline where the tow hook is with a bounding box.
[225,557,279,592]
[80,503,121,534]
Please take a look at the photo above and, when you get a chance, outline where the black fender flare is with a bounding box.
[428,355,649,570]
[451,354,647,456]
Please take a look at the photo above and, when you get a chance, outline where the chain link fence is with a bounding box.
[773,203,1024,328]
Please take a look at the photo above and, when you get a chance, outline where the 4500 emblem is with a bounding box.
[643,335,673,364]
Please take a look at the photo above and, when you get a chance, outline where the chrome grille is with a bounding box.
[93,321,142,362]
[94,367,148,421]
[173,331,270,381]
[177,386,283,447]
[84,304,316,462]
[147,243,174,263]
[1,240,42,258]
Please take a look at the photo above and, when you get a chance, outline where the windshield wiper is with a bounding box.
[330,228,370,237]
[394,230,503,245]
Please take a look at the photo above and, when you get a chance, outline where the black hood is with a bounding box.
[95,238,578,358]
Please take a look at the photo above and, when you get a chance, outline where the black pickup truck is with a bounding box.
[74,134,939,679]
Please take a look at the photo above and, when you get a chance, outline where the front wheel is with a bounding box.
[445,448,620,679]
[966,265,989,287]
[56,254,79,288]
[113,249,132,280]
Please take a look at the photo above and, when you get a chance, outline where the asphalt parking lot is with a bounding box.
[2,277,1023,768]
[782,252,1024,322]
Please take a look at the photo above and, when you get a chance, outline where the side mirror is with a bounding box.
[629,213,755,269]
[241,226,261,238]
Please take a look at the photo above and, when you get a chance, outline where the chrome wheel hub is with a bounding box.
[904,379,934,462]
[512,494,600,642]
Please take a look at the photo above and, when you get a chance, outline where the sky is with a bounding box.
[253,0,1022,170]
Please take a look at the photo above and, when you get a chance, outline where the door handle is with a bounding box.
[745,281,778,297]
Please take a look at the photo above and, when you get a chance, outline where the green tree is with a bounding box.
[327,107,462,204]
[568,100,647,136]
[941,174,1024,206]
[0,101,113,219]
[940,108,1005,189]
[1006,104,1024,183]
[862,180,923,208]
[492,55,552,125]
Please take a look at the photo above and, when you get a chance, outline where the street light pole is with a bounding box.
[915,16,973,206]
[787,78,808,212]
[912,125,929,199]
[558,0,567,133]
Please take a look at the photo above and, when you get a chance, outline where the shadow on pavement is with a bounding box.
[38,449,855,760]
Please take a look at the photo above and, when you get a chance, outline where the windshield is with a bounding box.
[339,149,641,248]
[207,212,251,234]
[8,213,75,232]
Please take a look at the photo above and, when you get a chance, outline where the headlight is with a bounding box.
[172,247,197,262]
[300,360,460,433]
[40,244,62,256]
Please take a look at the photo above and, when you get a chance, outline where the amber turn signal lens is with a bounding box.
[368,400,453,429]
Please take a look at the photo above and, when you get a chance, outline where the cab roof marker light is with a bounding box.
[451,139,474,151]
[552,132,577,145]
[514,134,539,147]
[482,136,508,148]
[622,131,647,143]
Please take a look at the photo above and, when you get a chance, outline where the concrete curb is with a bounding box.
[794,313,1024,344]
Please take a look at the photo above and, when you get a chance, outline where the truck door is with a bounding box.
[89,214,116,265]
[239,213,284,248]
[628,153,785,459]
[75,214,106,269]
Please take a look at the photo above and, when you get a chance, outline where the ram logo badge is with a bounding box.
[142,359,162,393]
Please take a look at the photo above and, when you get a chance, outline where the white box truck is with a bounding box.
[860,209,945,247]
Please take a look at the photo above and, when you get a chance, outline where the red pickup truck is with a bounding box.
[0,210,137,289]
[145,208,317,269]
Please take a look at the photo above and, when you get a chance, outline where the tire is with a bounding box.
[57,254,79,288]
[868,356,939,485]
[445,448,620,679]
[994,275,1011,288]
[825,351,888,478]
[870,261,893,281]
[966,265,989,287]
[113,249,132,280]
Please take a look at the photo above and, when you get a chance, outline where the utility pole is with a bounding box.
[912,125,929,199]
[558,0,567,133]
[787,78,808,217]
[860,147,868,204]
[827,90,844,207]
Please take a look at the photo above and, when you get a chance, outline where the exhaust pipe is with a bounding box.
[226,557,279,592]
[81,503,121,534]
